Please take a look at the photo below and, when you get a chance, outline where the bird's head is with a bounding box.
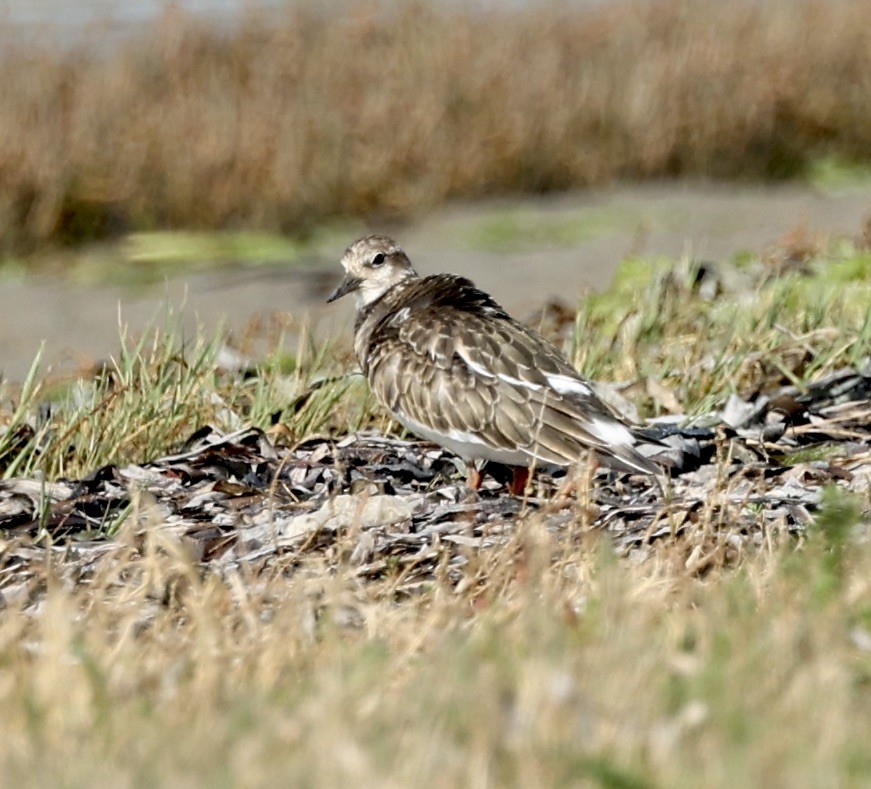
[327,235,418,308]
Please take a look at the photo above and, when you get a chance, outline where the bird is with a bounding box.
[327,234,663,494]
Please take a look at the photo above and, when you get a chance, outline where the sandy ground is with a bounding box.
[1,182,869,382]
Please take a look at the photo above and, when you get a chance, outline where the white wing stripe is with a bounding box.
[545,373,592,397]
[587,418,634,446]
[497,372,543,391]
[454,347,496,378]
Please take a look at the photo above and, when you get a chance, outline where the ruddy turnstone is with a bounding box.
[328,235,662,493]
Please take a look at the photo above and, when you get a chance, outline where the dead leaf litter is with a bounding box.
[0,362,869,597]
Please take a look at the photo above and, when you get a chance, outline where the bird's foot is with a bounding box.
[508,466,530,497]
[465,462,483,491]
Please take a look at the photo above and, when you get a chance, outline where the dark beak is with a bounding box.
[326,274,363,303]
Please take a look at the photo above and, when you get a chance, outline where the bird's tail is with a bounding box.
[631,423,716,475]
[598,442,663,477]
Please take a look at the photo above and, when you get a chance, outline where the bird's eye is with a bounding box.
[370,252,386,267]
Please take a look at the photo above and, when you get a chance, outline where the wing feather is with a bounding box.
[359,274,658,475]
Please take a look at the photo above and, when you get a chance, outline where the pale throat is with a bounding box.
[354,270,417,308]
[355,283,391,308]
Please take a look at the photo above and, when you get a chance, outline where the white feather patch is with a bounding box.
[497,372,543,391]
[545,373,592,397]
[587,418,634,446]
[454,348,496,378]
[389,307,411,325]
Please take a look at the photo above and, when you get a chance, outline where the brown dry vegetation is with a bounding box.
[1,0,871,251]
[1,515,869,787]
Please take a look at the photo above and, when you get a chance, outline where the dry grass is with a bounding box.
[2,0,871,251]
[1,510,869,786]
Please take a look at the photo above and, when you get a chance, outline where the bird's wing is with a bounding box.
[363,278,658,475]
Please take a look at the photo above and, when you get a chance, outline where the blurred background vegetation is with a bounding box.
[0,6,870,785]
[1,0,870,253]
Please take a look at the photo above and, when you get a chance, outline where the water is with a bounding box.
[0,0,594,39]
[0,0,284,43]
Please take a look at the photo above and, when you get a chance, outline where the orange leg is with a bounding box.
[466,462,483,491]
[509,466,530,496]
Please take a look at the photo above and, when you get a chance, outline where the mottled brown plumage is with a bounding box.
[328,235,661,488]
